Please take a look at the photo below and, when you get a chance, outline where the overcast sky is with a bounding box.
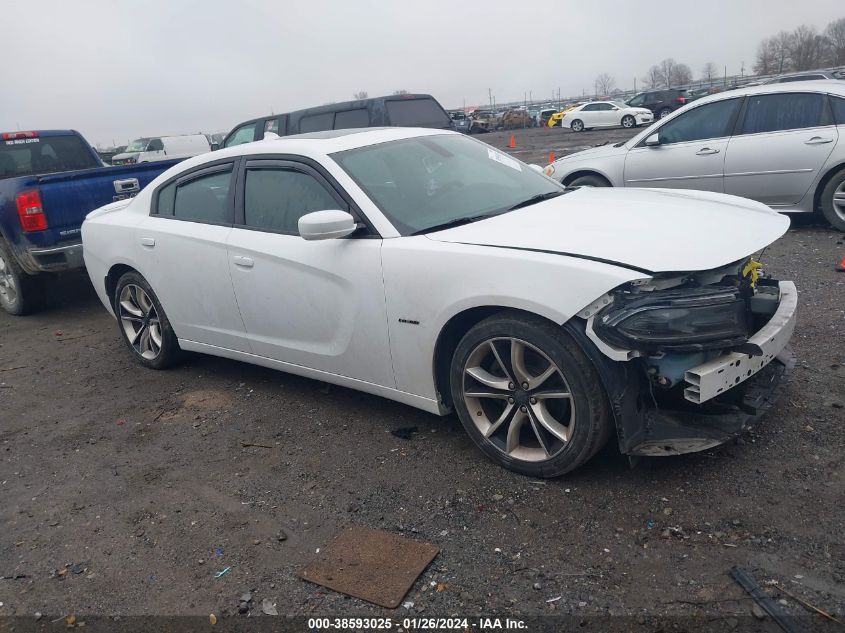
[1,0,842,147]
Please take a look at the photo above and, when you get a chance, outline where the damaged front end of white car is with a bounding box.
[575,259,797,457]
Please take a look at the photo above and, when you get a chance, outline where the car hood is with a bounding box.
[556,142,626,162]
[425,187,789,273]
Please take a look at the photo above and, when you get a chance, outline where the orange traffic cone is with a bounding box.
[508,134,516,149]
[548,151,555,163]
[837,255,845,272]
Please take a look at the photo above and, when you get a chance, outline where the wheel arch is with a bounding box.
[561,170,613,187]
[433,306,576,409]
[105,263,137,305]
[812,160,845,212]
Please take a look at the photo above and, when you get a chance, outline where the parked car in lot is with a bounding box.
[547,103,584,128]
[626,88,689,119]
[111,134,210,165]
[468,110,497,133]
[448,110,471,134]
[0,130,180,315]
[545,81,845,231]
[82,128,796,477]
[758,70,844,84]
[221,93,452,148]
[501,109,534,129]
[557,101,653,132]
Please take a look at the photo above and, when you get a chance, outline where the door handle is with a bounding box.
[696,147,720,155]
[232,255,254,268]
[140,237,155,247]
[804,136,833,145]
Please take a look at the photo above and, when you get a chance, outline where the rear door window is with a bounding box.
[385,98,451,128]
[656,98,742,145]
[0,135,98,179]
[299,112,335,133]
[334,109,370,129]
[739,93,828,134]
[159,166,233,224]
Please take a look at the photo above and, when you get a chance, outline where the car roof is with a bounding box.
[691,79,845,106]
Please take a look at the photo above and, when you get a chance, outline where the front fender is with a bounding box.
[549,152,626,186]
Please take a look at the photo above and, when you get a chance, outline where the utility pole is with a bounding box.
[634,77,637,93]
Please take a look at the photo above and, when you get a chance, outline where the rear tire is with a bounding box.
[819,167,845,232]
[449,311,612,477]
[113,271,182,369]
[658,107,672,119]
[570,119,584,132]
[0,239,44,316]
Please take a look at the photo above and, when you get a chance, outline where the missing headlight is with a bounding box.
[594,286,750,353]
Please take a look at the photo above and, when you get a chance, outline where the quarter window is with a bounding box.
[299,112,334,133]
[244,168,339,234]
[165,168,232,223]
[739,93,826,134]
[657,98,741,145]
[334,108,370,129]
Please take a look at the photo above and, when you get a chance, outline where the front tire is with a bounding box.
[621,115,635,128]
[449,312,612,477]
[820,167,845,232]
[568,174,610,188]
[570,119,584,132]
[113,271,182,369]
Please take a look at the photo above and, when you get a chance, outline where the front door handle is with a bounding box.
[140,237,155,247]
[696,147,720,155]
[232,255,254,268]
[804,136,833,145]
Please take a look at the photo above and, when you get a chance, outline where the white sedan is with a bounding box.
[82,128,796,477]
[559,101,653,132]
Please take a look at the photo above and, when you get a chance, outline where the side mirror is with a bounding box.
[210,143,220,151]
[298,210,357,241]
[644,133,661,147]
[528,164,543,173]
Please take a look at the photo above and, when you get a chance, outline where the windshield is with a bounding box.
[124,139,148,152]
[332,134,563,235]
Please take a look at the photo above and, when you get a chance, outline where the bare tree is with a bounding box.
[825,17,845,66]
[672,63,692,86]
[658,58,678,87]
[642,65,662,89]
[770,31,793,74]
[594,73,616,96]
[789,24,828,71]
[754,38,775,75]
[392,89,410,95]
[352,91,368,100]
[701,62,719,85]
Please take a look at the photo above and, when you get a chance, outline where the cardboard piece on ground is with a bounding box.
[299,526,439,608]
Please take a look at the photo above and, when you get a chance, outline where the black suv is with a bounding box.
[626,89,689,119]
[221,94,452,148]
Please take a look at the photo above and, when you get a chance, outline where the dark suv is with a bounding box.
[626,89,689,119]
[221,93,452,148]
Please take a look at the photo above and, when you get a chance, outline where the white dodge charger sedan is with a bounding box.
[82,128,797,477]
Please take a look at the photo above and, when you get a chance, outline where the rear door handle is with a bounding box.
[140,237,155,247]
[232,255,254,268]
[804,136,833,145]
[696,147,720,155]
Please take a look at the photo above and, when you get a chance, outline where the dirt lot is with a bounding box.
[1,125,844,627]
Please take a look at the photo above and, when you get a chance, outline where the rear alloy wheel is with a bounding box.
[0,239,43,316]
[570,119,584,133]
[658,107,672,119]
[450,312,611,477]
[114,271,181,369]
[820,167,845,232]
[621,115,636,128]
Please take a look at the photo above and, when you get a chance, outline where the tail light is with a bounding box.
[16,190,48,232]
[675,96,686,104]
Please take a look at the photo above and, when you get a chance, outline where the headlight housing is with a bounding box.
[594,286,750,353]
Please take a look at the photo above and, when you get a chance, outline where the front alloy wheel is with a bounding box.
[571,119,584,132]
[450,312,612,477]
[462,337,576,462]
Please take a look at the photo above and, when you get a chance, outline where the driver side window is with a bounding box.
[656,98,741,145]
[147,138,164,151]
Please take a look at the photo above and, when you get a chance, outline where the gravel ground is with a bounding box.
[1,126,844,627]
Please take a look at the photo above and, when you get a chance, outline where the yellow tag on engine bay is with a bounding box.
[742,259,762,287]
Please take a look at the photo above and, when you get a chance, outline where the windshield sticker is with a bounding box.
[487,148,522,172]
[4,138,40,145]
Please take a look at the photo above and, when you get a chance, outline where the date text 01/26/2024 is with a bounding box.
[307,617,527,630]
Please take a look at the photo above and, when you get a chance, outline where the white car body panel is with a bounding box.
[548,81,845,214]
[561,102,653,130]
[82,127,791,421]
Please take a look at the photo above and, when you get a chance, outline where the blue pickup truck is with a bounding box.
[0,130,181,315]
